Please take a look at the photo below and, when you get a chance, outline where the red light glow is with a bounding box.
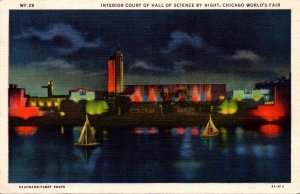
[133,127,143,135]
[10,107,40,120]
[191,127,199,136]
[191,85,200,102]
[126,84,225,103]
[250,87,286,122]
[148,87,157,102]
[131,87,142,102]
[148,127,158,135]
[15,126,38,136]
[176,85,184,91]
[176,127,185,136]
[9,89,40,120]
[178,93,185,101]
[205,85,211,102]
[260,124,282,137]
[108,59,116,93]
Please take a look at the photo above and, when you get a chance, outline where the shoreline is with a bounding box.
[9,113,288,127]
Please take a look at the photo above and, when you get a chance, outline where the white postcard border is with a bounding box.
[1,0,299,193]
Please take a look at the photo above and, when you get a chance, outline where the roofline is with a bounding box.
[124,83,226,86]
[69,88,95,92]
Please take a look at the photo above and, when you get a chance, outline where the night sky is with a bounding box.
[9,10,290,96]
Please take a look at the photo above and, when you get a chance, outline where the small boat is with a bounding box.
[75,114,100,148]
[200,115,219,138]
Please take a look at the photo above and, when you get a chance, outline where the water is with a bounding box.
[9,123,290,183]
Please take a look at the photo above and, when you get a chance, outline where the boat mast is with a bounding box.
[85,114,88,144]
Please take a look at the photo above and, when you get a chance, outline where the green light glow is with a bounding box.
[233,89,265,102]
[70,90,95,102]
[86,93,95,101]
[86,100,109,115]
[218,100,238,115]
[233,91,243,101]
[252,90,263,101]
[70,94,80,102]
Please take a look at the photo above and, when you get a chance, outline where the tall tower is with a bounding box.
[115,47,124,93]
[107,47,124,93]
[107,56,116,93]
[41,81,54,97]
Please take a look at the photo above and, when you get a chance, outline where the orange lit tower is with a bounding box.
[107,56,116,93]
[107,47,124,93]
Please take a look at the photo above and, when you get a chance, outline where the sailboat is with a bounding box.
[75,114,100,148]
[200,115,219,138]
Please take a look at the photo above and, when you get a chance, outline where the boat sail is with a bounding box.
[75,114,100,148]
[200,115,219,138]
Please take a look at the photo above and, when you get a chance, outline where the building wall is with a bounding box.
[27,97,66,110]
[9,87,25,108]
[124,84,226,103]
[233,89,271,102]
[9,86,40,119]
[69,88,95,102]
[107,58,116,93]
[211,84,226,101]
[115,49,124,93]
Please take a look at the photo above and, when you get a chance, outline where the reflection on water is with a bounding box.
[15,126,38,136]
[133,127,142,135]
[235,127,244,140]
[191,127,199,136]
[234,125,282,158]
[180,127,193,159]
[148,127,158,135]
[260,124,283,137]
[9,123,290,183]
[252,145,277,158]
[133,127,159,135]
[176,127,185,136]
[60,126,64,135]
[236,143,277,158]
[177,127,199,180]
[74,147,102,175]
[220,127,228,134]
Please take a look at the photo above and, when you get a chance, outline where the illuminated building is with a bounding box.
[69,88,96,102]
[251,76,291,121]
[123,84,225,103]
[9,84,40,119]
[232,89,271,102]
[106,47,225,102]
[107,47,124,93]
[255,76,291,91]
[255,76,291,107]
[250,87,286,122]
[27,81,67,111]
[27,96,66,111]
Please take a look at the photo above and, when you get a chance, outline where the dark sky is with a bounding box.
[9,10,290,96]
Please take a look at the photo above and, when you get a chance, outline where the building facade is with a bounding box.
[69,88,96,102]
[27,96,66,111]
[107,48,124,93]
[124,84,226,103]
[9,84,40,119]
[232,89,271,102]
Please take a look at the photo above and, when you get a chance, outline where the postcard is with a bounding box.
[0,0,300,193]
